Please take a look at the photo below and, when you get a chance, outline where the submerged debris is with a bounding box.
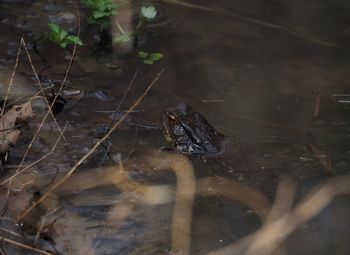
[333,94,350,109]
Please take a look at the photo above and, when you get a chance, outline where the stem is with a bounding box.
[136,20,143,30]
[115,20,128,37]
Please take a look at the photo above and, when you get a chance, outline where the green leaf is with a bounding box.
[141,5,157,20]
[143,59,154,64]
[150,53,163,61]
[66,35,83,45]
[139,51,163,65]
[93,10,108,19]
[48,23,65,44]
[83,0,118,26]
[48,22,83,48]
[48,32,62,44]
[59,41,67,48]
[58,30,68,41]
[48,23,61,34]
[138,51,148,58]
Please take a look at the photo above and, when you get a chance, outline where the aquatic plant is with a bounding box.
[48,23,83,48]
[138,51,163,64]
[141,5,157,20]
[83,0,158,45]
[83,0,118,27]
[131,4,158,34]
[114,4,158,44]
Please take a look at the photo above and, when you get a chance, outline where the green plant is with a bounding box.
[138,51,163,64]
[83,0,158,46]
[141,5,157,20]
[113,4,158,44]
[136,4,157,30]
[48,23,83,48]
[83,0,118,27]
[113,21,132,44]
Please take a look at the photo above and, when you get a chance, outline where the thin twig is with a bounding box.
[206,174,350,255]
[4,86,53,108]
[34,217,46,244]
[0,227,23,238]
[20,37,67,146]
[0,235,54,255]
[18,69,164,221]
[0,124,66,186]
[13,7,81,176]
[1,124,66,219]
[1,36,23,116]
[7,8,82,194]
[243,175,350,255]
[314,93,321,117]
[101,69,139,161]
[110,69,139,125]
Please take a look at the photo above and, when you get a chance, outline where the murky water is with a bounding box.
[0,0,350,254]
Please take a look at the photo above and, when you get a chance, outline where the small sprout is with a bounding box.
[48,23,83,48]
[138,51,163,64]
[141,5,157,20]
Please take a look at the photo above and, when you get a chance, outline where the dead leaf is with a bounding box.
[16,101,33,122]
[0,100,33,153]
[0,129,20,152]
[0,106,18,131]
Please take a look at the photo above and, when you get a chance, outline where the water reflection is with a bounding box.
[0,0,350,254]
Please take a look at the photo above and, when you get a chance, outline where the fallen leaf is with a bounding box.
[0,100,34,153]
[0,129,20,152]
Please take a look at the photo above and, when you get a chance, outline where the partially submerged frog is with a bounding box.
[160,103,331,199]
[160,103,231,157]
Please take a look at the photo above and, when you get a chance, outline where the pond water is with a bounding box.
[0,0,350,255]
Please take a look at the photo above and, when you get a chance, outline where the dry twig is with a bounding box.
[17,69,164,221]
[12,7,82,183]
[0,124,66,186]
[0,35,22,116]
[0,234,54,255]
[205,174,350,255]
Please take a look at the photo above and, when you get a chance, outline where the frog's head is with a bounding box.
[160,103,228,157]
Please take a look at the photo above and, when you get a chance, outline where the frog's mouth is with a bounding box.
[163,132,173,144]
[159,112,173,144]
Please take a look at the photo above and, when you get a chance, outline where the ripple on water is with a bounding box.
[131,1,178,28]
[235,128,331,175]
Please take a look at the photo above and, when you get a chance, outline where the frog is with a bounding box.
[159,102,231,158]
[160,102,332,201]
[159,103,275,191]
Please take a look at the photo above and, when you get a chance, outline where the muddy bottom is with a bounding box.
[0,0,350,254]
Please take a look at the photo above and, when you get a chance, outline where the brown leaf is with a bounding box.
[0,106,18,131]
[0,129,20,153]
[0,100,33,151]
[16,101,33,122]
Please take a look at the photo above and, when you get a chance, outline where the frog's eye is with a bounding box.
[167,112,177,123]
